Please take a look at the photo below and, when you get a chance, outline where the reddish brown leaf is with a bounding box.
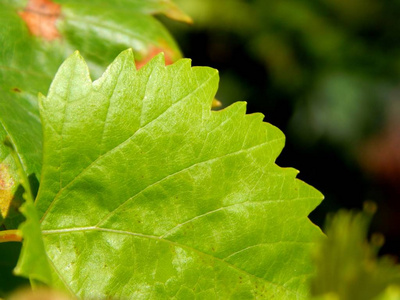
[135,46,174,69]
[19,0,61,41]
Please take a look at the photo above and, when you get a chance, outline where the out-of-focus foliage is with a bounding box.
[171,0,399,152]
[311,203,400,300]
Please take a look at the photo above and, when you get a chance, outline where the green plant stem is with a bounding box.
[0,229,22,243]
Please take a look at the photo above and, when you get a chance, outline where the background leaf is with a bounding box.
[53,0,192,23]
[17,51,323,298]
[311,205,400,300]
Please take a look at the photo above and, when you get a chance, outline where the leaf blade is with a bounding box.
[24,51,323,298]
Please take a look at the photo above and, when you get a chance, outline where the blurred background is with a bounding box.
[161,0,400,255]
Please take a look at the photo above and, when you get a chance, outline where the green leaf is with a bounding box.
[13,201,69,292]
[17,50,323,298]
[0,0,186,227]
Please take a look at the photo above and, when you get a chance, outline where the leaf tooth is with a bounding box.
[93,49,136,91]
[46,51,92,102]
[139,52,167,72]
[248,112,265,121]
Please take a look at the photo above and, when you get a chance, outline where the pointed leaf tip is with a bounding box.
[47,51,92,96]
[107,48,136,69]
[119,48,136,67]
[162,1,193,24]
[56,51,88,77]
[117,48,134,59]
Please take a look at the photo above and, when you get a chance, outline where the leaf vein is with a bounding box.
[39,71,217,223]
[42,226,302,298]
[222,240,313,261]
[96,137,283,227]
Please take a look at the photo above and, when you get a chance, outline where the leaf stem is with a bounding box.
[0,229,22,243]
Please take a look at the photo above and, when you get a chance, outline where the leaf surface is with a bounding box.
[18,51,323,299]
[0,0,185,227]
